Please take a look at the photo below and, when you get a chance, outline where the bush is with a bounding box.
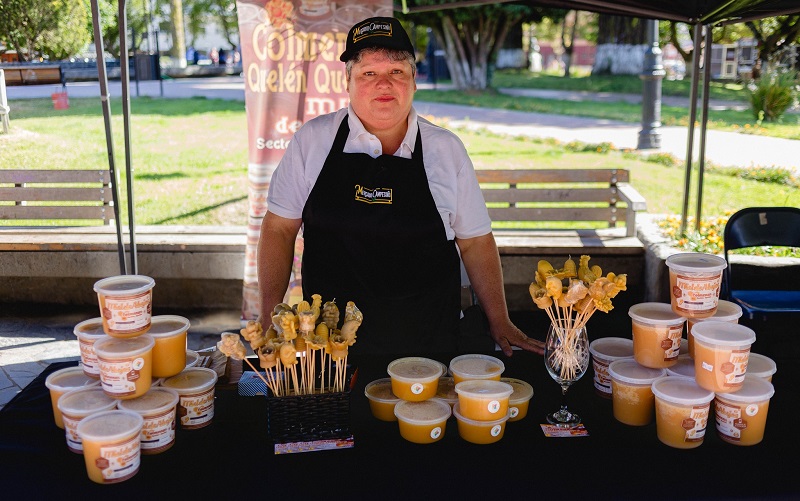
[748,70,798,122]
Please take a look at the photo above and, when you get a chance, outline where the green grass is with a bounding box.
[3,97,797,229]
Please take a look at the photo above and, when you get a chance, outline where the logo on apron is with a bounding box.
[355,184,393,204]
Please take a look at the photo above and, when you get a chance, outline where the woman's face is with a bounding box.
[347,50,416,134]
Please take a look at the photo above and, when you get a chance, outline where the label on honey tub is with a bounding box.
[671,273,722,315]
[96,435,141,483]
[177,389,215,429]
[99,358,144,397]
[102,291,153,334]
[681,405,710,443]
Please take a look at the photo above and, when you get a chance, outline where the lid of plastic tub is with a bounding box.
[455,380,514,399]
[45,367,101,392]
[394,399,451,424]
[161,367,218,393]
[452,402,510,425]
[665,252,727,273]
[691,321,756,347]
[629,303,686,326]
[666,354,695,378]
[77,410,144,442]
[57,387,117,417]
[93,274,155,295]
[589,337,634,360]
[94,334,155,358]
[501,377,534,403]
[387,357,443,383]
[691,300,743,323]
[609,360,666,385]
[147,316,190,338]
[435,377,458,402]
[118,387,180,414]
[365,378,399,403]
[73,318,106,339]
[747,353,777,378]
[185,349,200,368]
[715,375,774,403]
[651,376,715,406]
[449,354,505,378]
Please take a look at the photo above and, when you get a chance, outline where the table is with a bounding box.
[1,347,797,499]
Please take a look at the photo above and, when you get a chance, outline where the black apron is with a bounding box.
[301,117,461,354]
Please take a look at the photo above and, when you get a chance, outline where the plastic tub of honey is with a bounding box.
[73,318,107,378]
[714,375,775,446]
[608,360,666,426]
[94,274,155,337]
[364,378,400,422]
[94,334,155,400]
[665,253,727,319]
[454,379,513,421]
[692,321,756,393]
[76,409,144,484]
[449,354,505,384]
[394,399,451,444]
[746,352,777,382]
[117,387,180,454]
[588,337,634,398]
[629,303,685,369]
[453,402,509,444]
[665,354,696,378]
[501,377,534,422]
[386,357,443,402]
[58,387,118,453]
[185,349,200,369]
[651,376,715,449]
[435,376,458,409]
[161,367,218,429]
[687,300,742,358]
[45,366,101,429]
[148,315,190,378]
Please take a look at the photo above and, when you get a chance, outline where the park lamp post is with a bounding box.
[638,18,665,150]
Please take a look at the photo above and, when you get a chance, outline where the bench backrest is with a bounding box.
[0,65,64,86]
[476,168,636,232]
[0,169,115,225]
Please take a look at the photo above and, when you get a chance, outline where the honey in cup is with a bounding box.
[453,402,509,444]
[161,367,218,429]
[117,387,180,454]
[714,375,775,446]
[76,410,144,484]
[386,357,443,402]
[57,387,118,453]
[665,253,727,319]
[629,303,686,369]
[588,337,634,398]
[94,275,155,338]
[435,376,459,409]
[394,399,451,444]
[691,321,756,393]
[94,334,155,400]
[608,360,666,426]
[454,379,513,421]
[45,366,101,429]
[651,376,715,449]
[148,315,190,378]
[501,377,534,422]
[687,300,743,359]
[73,318,107,378]
[364,378,400,422]
[449,354,505,384]
[746,352,777,382]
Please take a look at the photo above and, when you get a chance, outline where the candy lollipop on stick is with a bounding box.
[217,333,271,390]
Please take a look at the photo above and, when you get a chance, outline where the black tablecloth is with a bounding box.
[1,348,798,500]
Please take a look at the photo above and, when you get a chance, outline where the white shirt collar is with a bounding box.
[345,105,418,159]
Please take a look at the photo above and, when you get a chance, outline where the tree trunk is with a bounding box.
[169,0,187,68]
[561,11,578,78]
[592,14,646,75]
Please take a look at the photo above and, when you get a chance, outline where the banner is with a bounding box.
[236,0,393,320]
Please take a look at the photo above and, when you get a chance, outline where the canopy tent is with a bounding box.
[399,0,800,231]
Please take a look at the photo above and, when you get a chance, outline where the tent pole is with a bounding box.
[695,25,714,226]
[118,0,139,274]
[90,0,127,275]
[680,23,703,236]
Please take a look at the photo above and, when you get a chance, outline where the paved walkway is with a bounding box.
[5,75,798,171]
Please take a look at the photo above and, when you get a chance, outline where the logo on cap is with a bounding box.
[353,21,393,43]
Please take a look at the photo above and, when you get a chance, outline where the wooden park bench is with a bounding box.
[0,64,65,87]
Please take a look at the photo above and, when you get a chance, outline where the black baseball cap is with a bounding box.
[339,17,414,63]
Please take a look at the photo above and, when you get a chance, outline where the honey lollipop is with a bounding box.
[322,301,339,331]
[340,301,362,346]
[217,333,270,389]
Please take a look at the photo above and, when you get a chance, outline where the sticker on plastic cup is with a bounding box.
[683,405,710,442]
[411,383,424,395]
[430,427,442,439]
[99,357,144,396]
[491,424,502,437]
[510,407,519,418]
[488,400,501,414]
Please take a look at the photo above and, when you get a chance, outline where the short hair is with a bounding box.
[345,47,416,81]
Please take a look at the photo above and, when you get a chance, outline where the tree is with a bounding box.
[401,3,548,90]
[169,0,187,66]
[592,14,646,75]
[0,0,90,61]
[745,16,800,75]
[661,21,751,80]
[185,0,239,49]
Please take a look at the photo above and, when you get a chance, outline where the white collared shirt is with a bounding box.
[267,105,492,240]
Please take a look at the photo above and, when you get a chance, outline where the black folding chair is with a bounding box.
[723,207,800,320]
